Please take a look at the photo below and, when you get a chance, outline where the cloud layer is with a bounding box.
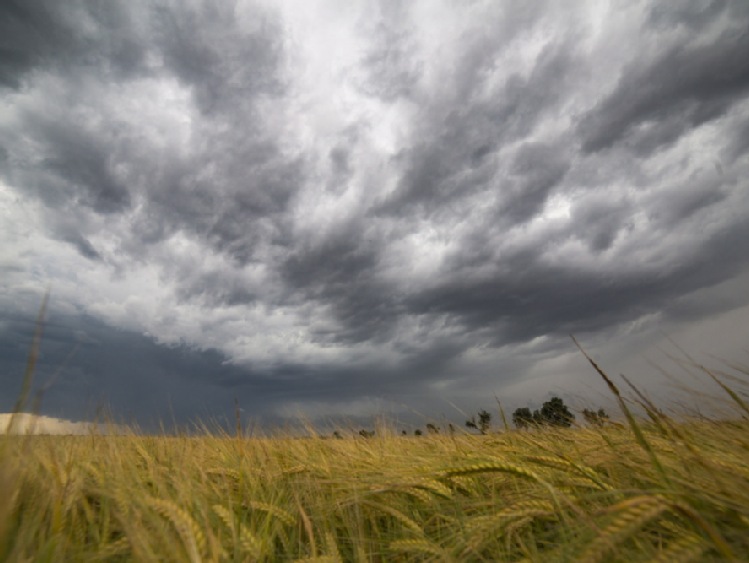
[1,1,748,427]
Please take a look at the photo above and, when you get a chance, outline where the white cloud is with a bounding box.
[0,413,126,435]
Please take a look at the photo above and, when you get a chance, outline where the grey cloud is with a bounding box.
[281,226,399,345]
[129,104,299,269]
[0,310,268,429]
[380,38,580,218]
[0,2,298,271]
[405,210,749,346]
[504,141,570,222]
[648,176,728,226]
[20,116,132,214]
[403,272,637,346]
[136,138,302,269]
[578,26,749,153]
[281,228,379,292]
[0,1,146,89]
[358,7,422,102]
[325,145,354,198]
[647,0,742,31]
[570,196,634,253]
[152,1,283,115]
[725,116,749,164]
[0,307,469,430]
[57,231,101,261]
[174,269,257,307]
[329,147,350,178]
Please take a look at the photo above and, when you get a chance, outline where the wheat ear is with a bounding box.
[149,498,206,563]
[579,495,667,563]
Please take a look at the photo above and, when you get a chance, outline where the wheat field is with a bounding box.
[1,403,749,561]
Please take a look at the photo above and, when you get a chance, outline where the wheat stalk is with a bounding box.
[246,500,296,527]
[359,499,424,534]
[442,460,543,482]
[390,538,454,562]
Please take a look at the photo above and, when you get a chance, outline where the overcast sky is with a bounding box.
[2,0,748,431]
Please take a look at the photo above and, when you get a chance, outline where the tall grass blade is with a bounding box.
[571,335,671,486]
[6,291,49,435]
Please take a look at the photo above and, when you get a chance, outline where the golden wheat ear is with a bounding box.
[6,291,49,435]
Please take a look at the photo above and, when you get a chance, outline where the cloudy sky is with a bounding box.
[2,0,748,431]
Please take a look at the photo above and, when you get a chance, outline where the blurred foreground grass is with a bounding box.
[1,408,749,561]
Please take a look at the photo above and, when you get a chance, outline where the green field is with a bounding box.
[2,407,749,561]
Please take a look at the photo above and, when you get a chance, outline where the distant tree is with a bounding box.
[401,430,408,436]
[582,408,610,427]
[513,397,576,429]
[426,423,440,435]
[448,423,456,435]
[414,429,423,436]
[512,407,534,429]
[359,429,374,438]
[478,409,492,433]
[332,430,343,439]
[539,397,575,427]
[466,409,492,434]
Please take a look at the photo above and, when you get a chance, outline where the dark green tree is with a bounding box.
[512,407,534,429]
[426,423,440,434]
[539,396,575,427]
[582,408,609,427]
[532,410,543,424]
[414,429,423,436]
[466,409,492,434]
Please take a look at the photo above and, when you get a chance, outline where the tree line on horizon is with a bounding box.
[347,396,610,438]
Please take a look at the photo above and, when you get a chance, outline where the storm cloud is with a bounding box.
[1,1,748,429]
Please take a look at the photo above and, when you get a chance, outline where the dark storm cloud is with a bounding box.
[1,1,748,428]
[379,37,580,217]
[281,224,401,344]
[647,0,740,32]
[578,21,749,153]
[505,141,570,222]
[151,0,283,115]
[1,309,317,429]
[0,308,464,429]
[55,230,102,262]
[12,115,132,214]
[725,115,749,163]
[141,143,302,267]
[0,0,297,271]
[405,204,749,346]
[562,195,634,254]
[648,176,728,227]
[0,0,146,89]
[126,2,296,269]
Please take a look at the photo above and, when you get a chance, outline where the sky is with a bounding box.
[1,0,748,432]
